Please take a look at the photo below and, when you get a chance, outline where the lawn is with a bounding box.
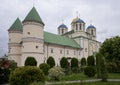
[50,82,120,85]
[60,73,120,81]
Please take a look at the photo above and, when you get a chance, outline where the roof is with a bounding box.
[23,7,44,25]
[8,18,23,31]
[58,24,68,29]
[44,31,80,48]
[62,30,74,35]
[76,18,85,23]
[87,24,96,29]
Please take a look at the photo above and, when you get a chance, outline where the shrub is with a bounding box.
[9,60,17,71]
[39,63,50,75]
[71,58,78,68]
[60,57,68,68]
[84,66,96,77]
[25,57,37,66]
[96,53,102,78]
[71,67,80,73]
[87,55,95,66]
[81,57,86,66]
[47,56,55,68]
[9,66,45,85]
[48,66,65,81]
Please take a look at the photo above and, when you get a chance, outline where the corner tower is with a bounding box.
[8,18,23,66]
[21,7,45,66]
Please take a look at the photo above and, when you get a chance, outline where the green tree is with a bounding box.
[87,55,95,66]
[25,57,37,66]
[71,58,78,68]
[9,66,45,85]
[100,36,120,62]
[81,57,86,66]
[39,63,50,75]
[60,57,68,68]
[47,56,55,68]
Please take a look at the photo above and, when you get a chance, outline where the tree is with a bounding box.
[71,58,78,68]
[100,36,120,62]
[81,57,86,66]
[39,63,50,75]
[47,56,55,68]
[9,66,45,85]
[60,57,68,68]
[25,57,37,66]
[87,55,95,66]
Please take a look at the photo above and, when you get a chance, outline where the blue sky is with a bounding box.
[0,0,120,56]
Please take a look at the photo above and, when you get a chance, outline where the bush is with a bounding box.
[9,66,45,85]
[60,57,68,69]
[84,66,96,77]
[48,66,65,81]
[25,57,37,66]
[81,57,86,66]
[71,58,78,68]
[39,63,50,75]
[47,56,55,68]
[9,60,17,71]
[106,62,118,73]
[87,55,95,66]
[71,67,80,73]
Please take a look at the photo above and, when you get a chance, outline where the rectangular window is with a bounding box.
[60,50,62,54]
[74,51,76,55]
[67,50,69,54]
[51,48,53,53]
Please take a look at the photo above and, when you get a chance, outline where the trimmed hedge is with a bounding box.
[84,66,96,77]
[25,57,37,66]
[60,57,68,68]
[47,56,55,68]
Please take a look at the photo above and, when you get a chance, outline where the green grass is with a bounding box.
[61,73,120,81]
[50,82,120,85]
[108,73,120,79]
[61,73,96,81]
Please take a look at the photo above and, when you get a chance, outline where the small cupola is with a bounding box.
[86,24,96,37]
[58,23,68,35]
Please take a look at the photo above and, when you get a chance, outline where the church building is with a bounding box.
[8,7,101,66]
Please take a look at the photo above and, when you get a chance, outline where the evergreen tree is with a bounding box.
[47,56,55,68]
[87,55,95,66]
[60,57,68,68]
[71,58,78,68]
[25,57,37,66]
[81,57,86,66]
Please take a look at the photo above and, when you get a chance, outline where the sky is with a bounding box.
[0,0,120,56]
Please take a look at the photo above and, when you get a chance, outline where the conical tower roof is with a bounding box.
[23,7,44,25]
[8,18,23,32]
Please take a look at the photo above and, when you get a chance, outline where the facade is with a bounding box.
[8,7,101,66]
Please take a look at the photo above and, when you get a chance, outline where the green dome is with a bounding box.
[8,18,23,32]
[23,7,44,25]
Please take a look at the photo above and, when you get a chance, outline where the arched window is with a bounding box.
[76,24,78,30]
[91,29,94,35]
[79,24,81,30]
[62,29,64,34]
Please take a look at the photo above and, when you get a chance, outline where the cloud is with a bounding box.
[0,0,120,55]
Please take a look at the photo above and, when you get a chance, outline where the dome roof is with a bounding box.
[58,24,68,29]
[87,24,96,29]
[76,18,85,23]
[71,17,79,24]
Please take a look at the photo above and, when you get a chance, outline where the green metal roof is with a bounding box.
[44,31,80,48]
[8,18,23,31]
[23,7,44,25]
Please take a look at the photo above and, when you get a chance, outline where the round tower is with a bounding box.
[86,24,96,40]
[71,17,85,32]
[58,23,68,35]
[8,18,23,66]
[21,7,45,66]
